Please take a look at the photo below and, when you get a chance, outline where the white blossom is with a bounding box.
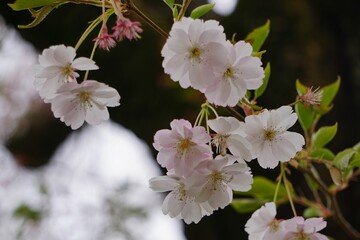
[153,119,212,177]
[283,216,328,240]
[34,45,98,101]
[50,80,120,129]
[243,106,305,169]
[204,40,264,106]
[245,202,286,240]
[195,155,253,211]
[149,175,213,224]
[161,17,227,90]
[208,116,253,160]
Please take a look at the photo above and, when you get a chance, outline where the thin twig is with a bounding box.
[226,106,245,121]
[125,0,169,38]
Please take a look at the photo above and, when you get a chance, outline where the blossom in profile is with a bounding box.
[161,17,227,90]
[243,106,305,169]
[149,175,213,224]
[50,80,120,130]
[204,40,264,106]
[153,119,212,177]
[112,16,143,41]
[195,155,253,211]
[245,202,286,240]
[208,116,252,160]
[93,26,116,51]
[34,45,98,100]
[283,216,328,240]
[298,86,323,108]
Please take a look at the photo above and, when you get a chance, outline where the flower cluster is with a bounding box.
[94,15,143,51]
[245,202,328,240]
[149,105,304,223]
[34,44,120,129]
[149,118,253,223]
[161,17,264,107]
[149,17,306,224]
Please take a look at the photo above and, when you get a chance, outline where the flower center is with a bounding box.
[264,129,277,141]
[212,134,230,156]
[176,183,189,201]
[63,63,75,82]
[269,219,280,232]
[223,67,234,79]
[295,231,310,240]
[209,171,232,191]
[178,138,194,154]
[78,91,91,103]
[188,46,203,64]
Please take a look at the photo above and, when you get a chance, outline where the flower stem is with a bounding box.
[226,106,245,121]
[273,168,284,203]
[281,163,297,217]
[177,0,192,20]
[125,0,169,38]
[74,9,114,50]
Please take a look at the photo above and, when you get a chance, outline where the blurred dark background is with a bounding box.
[1,0,360,239]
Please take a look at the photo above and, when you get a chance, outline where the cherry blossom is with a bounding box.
[93,26,116,51]
[149,175,213,224]
[243,106,305,169]
[34,45,98,101]
[298,86,323,108]
[112,16,143,41]
[204,40,264,106]
[195,155,253,210]
[208,116,253,160]
[50,80,120,129]
[153,119,212,177]
[245,202,286,240]
[283,216,328,240]
[161,17,227,90]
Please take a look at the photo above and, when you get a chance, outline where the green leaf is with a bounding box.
[17,5,59,29]
[13,204,41,221]
[245,20,270,53]
[231,198,265,214]
[295,102,315,131]
[303,207,321,218]
[349,152,360,168]
[163,0,174,9]
[353,142,360,152]
[8,0,57,11]
[173,5,179,18]
[328,165,342,185]
[334,148,357,170]
[310,148,335,160]
[190,4,215,19]
[254,62,270,99]
[235,176,289,201]
[312,123,338,149]
[295,79,307,95]
[321,77,340,107]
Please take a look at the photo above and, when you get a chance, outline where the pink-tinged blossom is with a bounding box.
[161,17,228,90]
[243,106,305,169]
[93,26,116,51]
[283,216,328,240]
[298,86,323,108]
[112,16,143,41]
[208,116,253,160]
[205,41,264,106]
[149,175,213,224]
[34,45,98,101]
[195,155,253,211]
[50,80,120,130]
[153,119,212,177]
[245,202,286,240]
